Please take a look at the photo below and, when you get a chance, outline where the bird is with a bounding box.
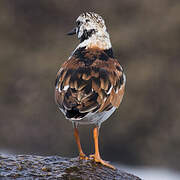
[55,12,126,169]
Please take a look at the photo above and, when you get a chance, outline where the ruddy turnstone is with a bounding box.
[55,12,126,169]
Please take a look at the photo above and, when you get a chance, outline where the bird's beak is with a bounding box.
[67,27,76,35]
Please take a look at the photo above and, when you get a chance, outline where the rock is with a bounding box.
[0,153,141,179]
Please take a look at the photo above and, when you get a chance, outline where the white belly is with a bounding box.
[70,107,116,125]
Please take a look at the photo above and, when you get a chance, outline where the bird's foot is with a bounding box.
[89,154,115,169]
[79,152,88,160]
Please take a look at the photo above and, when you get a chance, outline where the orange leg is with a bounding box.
[74,127,88,160]
[90,126,115,169]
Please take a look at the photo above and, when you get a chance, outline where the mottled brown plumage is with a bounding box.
[55,12,126,169]
[55,47,125,120]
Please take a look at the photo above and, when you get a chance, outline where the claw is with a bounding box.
[89,154,95,159]
[79,153,88,160]
[89,154,115,169]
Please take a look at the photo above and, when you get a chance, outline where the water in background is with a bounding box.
[118,165,180,180]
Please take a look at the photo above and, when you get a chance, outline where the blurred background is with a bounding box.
[0,0,180,179]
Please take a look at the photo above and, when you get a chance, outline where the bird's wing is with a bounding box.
[55,48,125,120]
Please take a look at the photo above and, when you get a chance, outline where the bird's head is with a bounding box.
[67,12,108,43]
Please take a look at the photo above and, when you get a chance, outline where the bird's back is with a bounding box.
[55,47,125,124]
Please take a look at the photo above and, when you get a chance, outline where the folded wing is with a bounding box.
[55,48,125,120]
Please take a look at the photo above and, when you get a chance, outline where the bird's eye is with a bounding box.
[86,19,90,23]
[76,21,80,26]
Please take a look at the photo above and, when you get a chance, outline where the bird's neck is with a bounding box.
[75,32,112,52]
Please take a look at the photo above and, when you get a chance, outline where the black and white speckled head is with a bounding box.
[75,12,106,41]
[68,12,112,50]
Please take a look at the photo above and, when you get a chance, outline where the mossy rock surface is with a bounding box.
[0,153,141,180]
